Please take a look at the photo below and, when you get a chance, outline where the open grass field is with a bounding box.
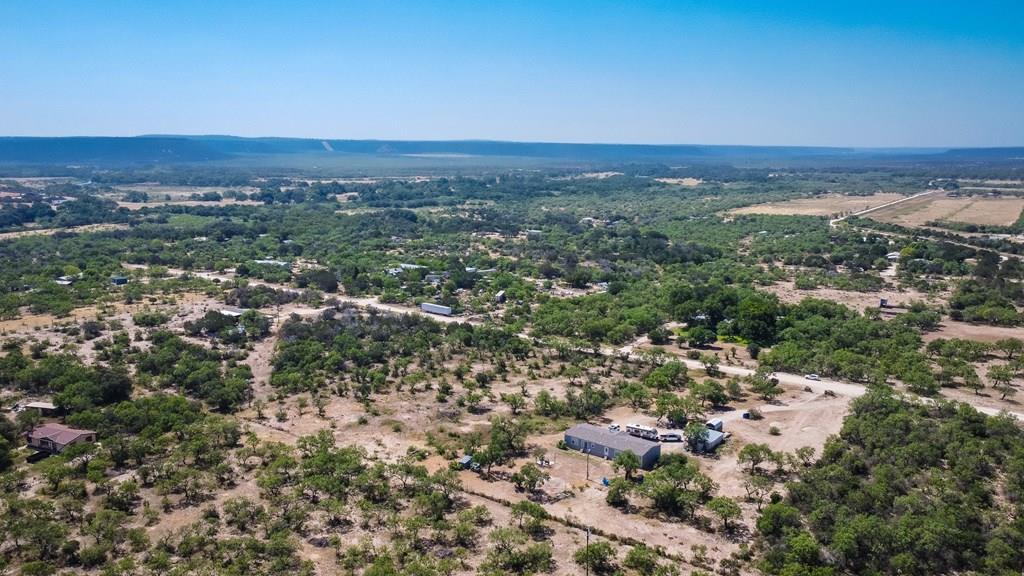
[730,192,906,217]
[867,192,1024,227]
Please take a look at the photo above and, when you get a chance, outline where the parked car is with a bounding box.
[805,373,821,381]
[659,433,681,442]
[608,423,620,432]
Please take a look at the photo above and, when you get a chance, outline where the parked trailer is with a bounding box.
[626,423,659,441]
[420,302,453,316]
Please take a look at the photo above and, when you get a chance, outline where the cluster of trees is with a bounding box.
[224,284,301,309]
[131,309,170,327]
[2,393,245,573]
[950,278,1024,326]
[184,309,271,344]
[0,190,129,232]
[756,389,1024,575]
[0,347,131,413]
[272,310,446,395]
[605,452,736,535]
[531,288,661,346]
[760,298,931,386]
[135,331,252,411]
[295,268,339,293]
[272,309,530,400]
[52,196,127,228]
[0,202,56,229]
[532,278,790,349]
[925,336,1023,398]
[0,415,18,472]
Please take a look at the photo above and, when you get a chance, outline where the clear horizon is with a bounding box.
[2,1,1022,148]
[1,134,1016,151]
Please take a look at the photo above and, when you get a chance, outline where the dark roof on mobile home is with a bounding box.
[564,423,659,454]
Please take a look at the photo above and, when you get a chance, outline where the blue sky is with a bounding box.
[1,1,1021,147]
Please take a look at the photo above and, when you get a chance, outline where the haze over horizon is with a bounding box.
[2,1,1022,148]
[6,133,1015,151]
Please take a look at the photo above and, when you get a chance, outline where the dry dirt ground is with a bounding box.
[6,177,78,189]
[0,292,218,363]
[730,193,906,217]
[655,177,703,186]
[115,199,263,210]
[941,365,1024,415]
[102,184,263,209]
[923,319,1024,344]
[959,179,1024,187]
[0,223,129,241]
[867,192,1024,227]
[578,171,624,179]
[222,319,805,573]
[6,290,1008,575]
[112,184,260,199]
[445,381,848,569]
[762,280,942,312]
[225,349,733,573]
[8,260,1012,574]
[959,186,1024,193]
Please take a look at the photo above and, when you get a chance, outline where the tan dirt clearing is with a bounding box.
[868,193,1024,227]
[923,319,1024,344]
[730,193,906,217]
[762,280,942,312]
[656,177,703,186]
[115,199,262,210]
[0,223,129,241]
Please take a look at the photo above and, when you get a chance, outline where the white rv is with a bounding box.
[626,423,659,441]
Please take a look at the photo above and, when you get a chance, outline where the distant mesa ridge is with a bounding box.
[0,135,1020,166]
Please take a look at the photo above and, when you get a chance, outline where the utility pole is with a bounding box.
[585,526,591,576]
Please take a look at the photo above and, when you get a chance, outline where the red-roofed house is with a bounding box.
[26,423,96,453]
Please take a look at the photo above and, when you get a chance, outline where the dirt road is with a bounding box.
[602,342,1024,420]
[829,189,938,228]
[128,263,1024,421]
[826,190,1023,260]
[682,358,1024,420]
